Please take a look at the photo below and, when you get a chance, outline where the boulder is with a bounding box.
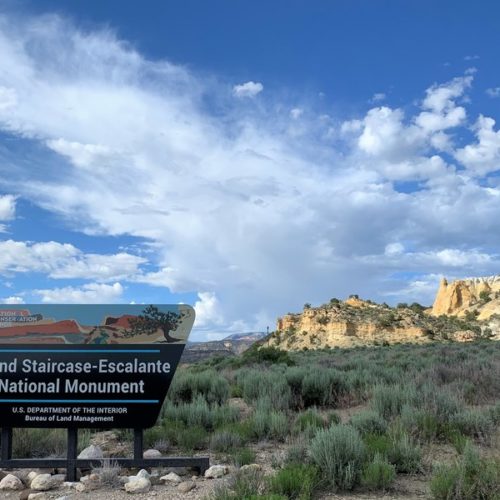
[204,465,228,479]
[0,473,24,490]
[78,444,104,460]
[27,494,48,500]
[136,469,150,479]
[177,480,196,493]
[160,472,182,484]
[143,449,162,459]
[124,477,151,494]
[30,474,54,491]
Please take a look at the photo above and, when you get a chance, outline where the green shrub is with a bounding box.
[350,410,387,435]
[268,412,289,442]
[450,409,494,443]
[363,433,392,459]
[301,369,347,408]
[210,431,242,452]
[371,384,416,420]
[176,425,207,451]
[310,425,365,491]
[361,453,396,491]
[232,447,257,467]
[284,438,309,465]
[168,369,229,405]
[293,409,326,437]
[388,433,421,473]
[430,443,500,499]
[268,464,319,500]
[13,428,66,458]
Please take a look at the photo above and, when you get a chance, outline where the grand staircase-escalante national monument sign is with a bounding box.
[0,304,195,429]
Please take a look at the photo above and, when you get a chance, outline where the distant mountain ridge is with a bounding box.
[181,331,266,363]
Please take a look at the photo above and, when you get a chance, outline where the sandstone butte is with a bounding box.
[263,275,500,351]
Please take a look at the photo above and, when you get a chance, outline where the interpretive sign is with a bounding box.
[0,304,195,429]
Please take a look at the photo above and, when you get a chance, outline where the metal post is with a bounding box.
[1,428,12,460]
[133,428,143,460]
[66,428,78,482]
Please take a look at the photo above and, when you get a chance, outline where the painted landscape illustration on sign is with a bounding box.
[0,305,194,344]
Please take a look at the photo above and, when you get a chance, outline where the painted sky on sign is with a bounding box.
[0,1,500,341]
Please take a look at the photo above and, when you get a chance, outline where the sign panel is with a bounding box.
[0,304,194,428]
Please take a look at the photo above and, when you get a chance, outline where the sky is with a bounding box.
[0,1,499,341]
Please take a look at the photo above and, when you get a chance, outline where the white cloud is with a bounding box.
[371,92,386,102]
[232,81,263,98]
[0,14,500,334]
[0,195,16,220]
[455,115,500,175]
[194,291,223,327]
[35,282,124,303]
[0,296,24,304]
[290,108,303,119]
[486,87,500,98]
[0,240,145,281]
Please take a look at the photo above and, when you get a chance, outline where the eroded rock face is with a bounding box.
[431,275,500,318]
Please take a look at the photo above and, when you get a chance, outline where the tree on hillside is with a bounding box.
[126,305,185,342]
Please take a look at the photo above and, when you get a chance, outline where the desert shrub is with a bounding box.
[232,447,256,467]
[418,384,461,423]
[216,420,254,443]
[268,412,289,442]
[210,431,242,453]
[168,369,229,405]
[388,432,422,473]
[230,468,267,498]
[268,464,319,499]
[363,433,392,459]
[301,369,347,408]
[371,384,416,420]
[361,453,396,491]
[92,458,121,487]
[285,437,310,465]
[144,426,168,448]
[450,409,494,443]
[13,428,66,458]
[240,370,292,411]
[293,409,326,437]
[163,396,239,431]
[176,425,208,451]
[430,443,500,499]
[350,410,387,435]
[242,345,295,366]
[328,412,342,425]
[488,402,500,425]
[310,425,365,491]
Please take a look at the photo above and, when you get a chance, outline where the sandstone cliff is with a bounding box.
[431,275,500,320]
[264,295,492,351]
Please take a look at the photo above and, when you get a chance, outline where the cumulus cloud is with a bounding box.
[455,115,500,175]
[486,87,500,98]
[371,92,386,102]
[0,195,16,220]
[232,81,263,98]
[0,240,145,281]
[35,282,124,303]
[0,296,24,304]
[0,13,499,336]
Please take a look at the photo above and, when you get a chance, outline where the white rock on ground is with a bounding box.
[143,448,162,458]
[136,469,150,479]
[77,444,104,459]
[160,472,182,484]
[204,465,228,479]
[30,473,54,491]
[124,477,151,494]
[27,471,38,485]
[239,463,262,472]
[0,473,24,490]
[28,493,48,500]
[177,480,196,493]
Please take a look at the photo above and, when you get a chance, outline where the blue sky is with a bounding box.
[0,1,499,340]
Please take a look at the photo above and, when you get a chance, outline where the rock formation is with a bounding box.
[431,275,500,320]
